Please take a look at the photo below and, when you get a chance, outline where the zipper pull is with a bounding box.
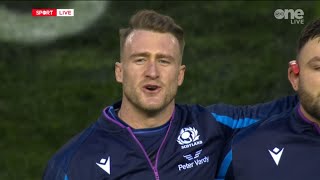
[153,167,160,180]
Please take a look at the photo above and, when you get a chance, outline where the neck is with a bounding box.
[299,105,320,127]
[118,99,175,129]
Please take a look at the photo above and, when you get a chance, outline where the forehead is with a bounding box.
[123,30,180,57]
[299,37,320,63]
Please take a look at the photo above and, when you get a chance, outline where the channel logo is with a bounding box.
[32,9,74,17]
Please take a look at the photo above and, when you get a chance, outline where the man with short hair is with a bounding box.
[43,10,297,180]
[216,19,320,180]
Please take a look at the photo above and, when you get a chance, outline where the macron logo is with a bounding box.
[96,157,111,174]
[268,147,284,166]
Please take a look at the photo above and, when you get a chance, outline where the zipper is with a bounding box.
[127,127,159,179]
[104,106,176,180]
[125,109,175,180]
[153,167,160,180]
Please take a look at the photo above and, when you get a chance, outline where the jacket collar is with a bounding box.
[294,104,320,135]
[97,101,179,132]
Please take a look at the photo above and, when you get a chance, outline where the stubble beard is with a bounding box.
[298,83,320,122]
[123,85,178,115]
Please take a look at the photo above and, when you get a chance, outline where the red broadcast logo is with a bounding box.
[32,9,57,16]
[32,9,74,17]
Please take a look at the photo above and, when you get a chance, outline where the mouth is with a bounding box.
[143,84,161,93]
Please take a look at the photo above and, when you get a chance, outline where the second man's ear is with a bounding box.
[288,60,299,91]
[289,60,300,75]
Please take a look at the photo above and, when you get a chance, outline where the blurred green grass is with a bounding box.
[0,1,315,179]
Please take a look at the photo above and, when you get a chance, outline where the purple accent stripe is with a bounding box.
[126,107,176,180]
[108,106,118,121]
[155,108,176,170]
[297,106,320,134]
[126,127,157,177]
[103,107,126,128]
[104,105,176,180]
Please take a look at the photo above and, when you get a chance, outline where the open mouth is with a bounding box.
[143,84,161,92]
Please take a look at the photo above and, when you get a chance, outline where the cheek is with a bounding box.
[122,67,146,88]
[164,69,180,84]
[122,67,136,84]
[124,73,136,83]
[299,74,319,92]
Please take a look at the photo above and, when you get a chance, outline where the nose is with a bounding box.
[145,61,159,79]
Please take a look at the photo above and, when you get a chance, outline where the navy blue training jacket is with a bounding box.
[216,104,320,180]
[43,95,298,180]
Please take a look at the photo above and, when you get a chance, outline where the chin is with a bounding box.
[139,100,170,113]
[142,103,163,111]
[136,95,174,112]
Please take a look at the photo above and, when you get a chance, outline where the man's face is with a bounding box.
[290,37,320,121]
[115,30,185,112]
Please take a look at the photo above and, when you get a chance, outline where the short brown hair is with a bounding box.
[119,10,185,58]
[297,19,320,59]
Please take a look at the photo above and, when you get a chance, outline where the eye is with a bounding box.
[314,66,320,70]
[134,58,146,65]
[311,64,320,70]
[159,59,170,65]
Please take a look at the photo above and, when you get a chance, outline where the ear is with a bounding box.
[288,60,299,91]
[115,61,123,83]
[178,65,186,86]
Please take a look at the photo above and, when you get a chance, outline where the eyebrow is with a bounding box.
[156,54,175,61]
[129,52,175,61]
[129,52,151,59]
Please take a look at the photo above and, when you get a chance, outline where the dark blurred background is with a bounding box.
[0,1,317,179]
